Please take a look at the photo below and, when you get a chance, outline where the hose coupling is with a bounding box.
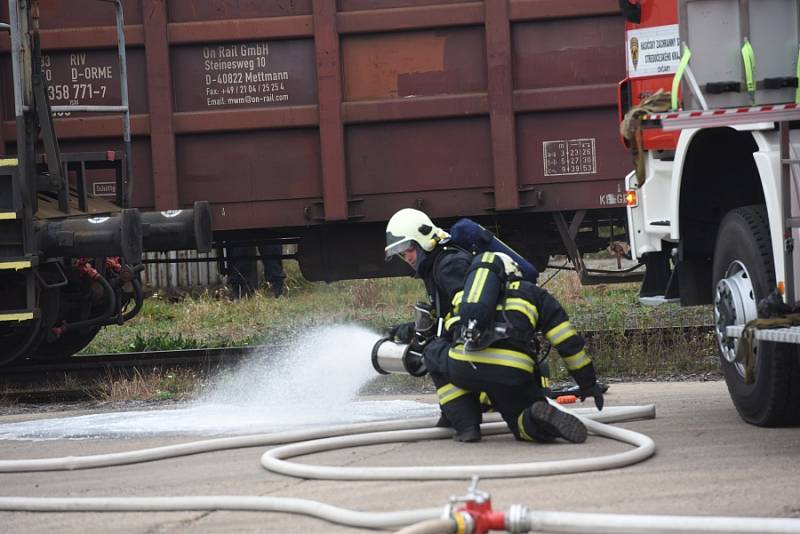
[445,476,507,534]
[504,504,530,534]
[73,258,100,280]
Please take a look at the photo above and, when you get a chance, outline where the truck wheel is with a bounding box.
[712,205,800,426]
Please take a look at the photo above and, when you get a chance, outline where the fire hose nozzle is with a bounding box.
[371,337,427,377]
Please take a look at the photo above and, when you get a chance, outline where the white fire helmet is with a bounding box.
[384,208,450,260]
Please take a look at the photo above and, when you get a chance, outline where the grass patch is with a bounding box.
[86,260,423,353]
[89,367,205,402]
[83,258,718,394]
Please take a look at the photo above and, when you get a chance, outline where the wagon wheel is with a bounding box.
[0,319,44,366]
[33,326,102,361]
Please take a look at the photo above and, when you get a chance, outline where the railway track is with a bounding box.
[0,325,714,402]
[0,345,263,393]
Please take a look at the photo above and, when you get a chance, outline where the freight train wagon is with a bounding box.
[1,0,639,282]
[1,1,637,299]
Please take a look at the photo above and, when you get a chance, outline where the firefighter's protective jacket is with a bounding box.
[417,245,472,320]
[443,278,597,391]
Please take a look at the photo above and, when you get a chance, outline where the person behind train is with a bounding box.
[384,208,604,443]
[226,244,286,299]
[259,244,286,298]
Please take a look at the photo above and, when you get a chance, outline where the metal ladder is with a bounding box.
[0,158,36,323]
[7,0,133,213]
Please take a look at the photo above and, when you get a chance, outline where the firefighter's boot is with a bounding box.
[528,400,587,443]
[435,412,453,428]
[453,425,481,443]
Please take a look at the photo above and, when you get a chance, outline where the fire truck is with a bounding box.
[620,0,800,426]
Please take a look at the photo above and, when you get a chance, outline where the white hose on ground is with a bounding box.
[393,509,800,534]
[520,509,800,533]
[259,405,656,480]
[2,402,799,532]
[0,405,647,473]
[0,417,444,472]
[394,518,456,534]
[0,496,443,530]
[0,404,653,531]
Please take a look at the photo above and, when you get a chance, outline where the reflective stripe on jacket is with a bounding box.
[448,280,593,379]
[449,343,535,373]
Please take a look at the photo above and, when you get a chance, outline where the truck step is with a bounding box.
[726,324,800,344]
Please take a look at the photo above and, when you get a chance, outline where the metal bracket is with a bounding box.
[553,210,645,285]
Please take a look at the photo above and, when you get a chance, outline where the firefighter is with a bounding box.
[384,208,476,439]
[423,251,604,443]
[385,209,603,442]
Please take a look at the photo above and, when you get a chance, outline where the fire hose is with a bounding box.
[1,402,800,532]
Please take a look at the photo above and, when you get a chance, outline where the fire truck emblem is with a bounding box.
[630,37,639,70]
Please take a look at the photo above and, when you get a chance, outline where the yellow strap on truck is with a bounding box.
[796,46,800,104]
[741,38,756,101]
[671,43,692,111]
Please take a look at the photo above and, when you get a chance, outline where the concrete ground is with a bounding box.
[0,381,799,533]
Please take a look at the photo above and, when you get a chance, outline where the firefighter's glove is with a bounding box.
[579,383,604,411]
[421,337,450,374]
[389,322,416,344]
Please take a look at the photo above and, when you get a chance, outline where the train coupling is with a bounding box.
[34,201,212,264]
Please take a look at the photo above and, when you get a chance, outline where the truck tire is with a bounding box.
[712,205,800,426]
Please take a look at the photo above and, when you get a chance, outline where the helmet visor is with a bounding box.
[385,235,415,261]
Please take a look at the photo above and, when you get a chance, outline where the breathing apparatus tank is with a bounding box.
[456,251,526,351]
[449,218,539,284]
[457,252,508,351]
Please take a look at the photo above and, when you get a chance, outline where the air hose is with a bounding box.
[1,404,799,533]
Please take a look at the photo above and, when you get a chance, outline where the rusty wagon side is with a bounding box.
[0,0,632,283]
